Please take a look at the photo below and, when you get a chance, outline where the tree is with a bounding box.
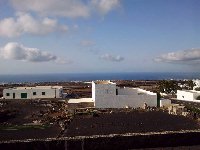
[158,80,179,94]
[187,80,195,90]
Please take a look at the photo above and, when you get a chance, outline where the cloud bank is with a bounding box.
[1,0,120,38]
[154,48,200,64]
[100,54,124,62]
[10,0,120,18]
[0,12,68,38]
[0,42,69,64]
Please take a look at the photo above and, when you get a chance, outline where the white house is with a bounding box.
[3,86,63,99]
[177,90,200,102]
[92,80,157,108]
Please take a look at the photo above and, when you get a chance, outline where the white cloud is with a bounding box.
[100,53,124,62]
[154,48,200,64]
[55,58,73,64]
[92,0,120,15]
[0,42,70,64]
[0,12,68,38]
[11,0,90,18]
[80,40,95,47]
[10,0,120,18]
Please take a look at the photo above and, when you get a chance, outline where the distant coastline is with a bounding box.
[0,72,199,83]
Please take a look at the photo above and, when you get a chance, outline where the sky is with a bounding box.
[0,0,200,74]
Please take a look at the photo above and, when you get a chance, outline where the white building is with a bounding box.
[160,99,171,107]
[92,80,157,108]
[3,86,63,99]
[168,104,188,116]
[177,90,200,102]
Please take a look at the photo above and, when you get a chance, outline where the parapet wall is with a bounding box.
[1,130,200,150]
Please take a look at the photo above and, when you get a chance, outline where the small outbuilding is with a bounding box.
[3,86,63,99]
[160,99,171,108]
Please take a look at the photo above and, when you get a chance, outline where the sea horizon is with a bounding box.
[0,72,199,83]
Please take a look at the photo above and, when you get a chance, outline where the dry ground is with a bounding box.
[65,110,200,137]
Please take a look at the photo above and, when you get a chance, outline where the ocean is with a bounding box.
[0,72,199,83]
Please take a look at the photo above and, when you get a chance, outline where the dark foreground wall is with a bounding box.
[1,130,200,150]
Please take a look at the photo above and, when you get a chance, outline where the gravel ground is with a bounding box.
[65,111,200,137]
[0,124,61,141]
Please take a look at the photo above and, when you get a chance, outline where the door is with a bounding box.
[13,93,15,99]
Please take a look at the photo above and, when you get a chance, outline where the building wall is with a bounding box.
[95,83,116,95]
[95,94,116,108]
[117,87,137,95]
[177,90,196,101]
[116,94,157,108]
[160,99,171,107]
[3,86,63,99]
[92,82,96,104]
[93,82,117,108]
[93,81,157,108]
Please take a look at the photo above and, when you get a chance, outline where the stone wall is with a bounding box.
[1,130,200,150]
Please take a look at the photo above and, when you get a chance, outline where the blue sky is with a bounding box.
[0,0,200,74]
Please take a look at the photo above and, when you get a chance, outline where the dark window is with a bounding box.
[116,89,118,95]
[21,93,27,98]
[42,92,45,95]
[13,93,15,99]
[33,92,36,95]
[6,93,10,96]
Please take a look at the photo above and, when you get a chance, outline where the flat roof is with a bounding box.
[93,80,115,85]
[6,86,63,90]
[178,90,200,94]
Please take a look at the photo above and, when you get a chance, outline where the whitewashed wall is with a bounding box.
[116,94,157,108]
[117,87,137,95]
[160,99,171,107]
[177,90,195,101]
[92,82,96,103]
[3,86,63,99]
[93,82,157,108]
[93,82,116,108]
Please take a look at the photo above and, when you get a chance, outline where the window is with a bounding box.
[33,92,36,95]
[116,89,118,95]
[42,92,45,95]
[21,93,27,98]
[6,93,10,96]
